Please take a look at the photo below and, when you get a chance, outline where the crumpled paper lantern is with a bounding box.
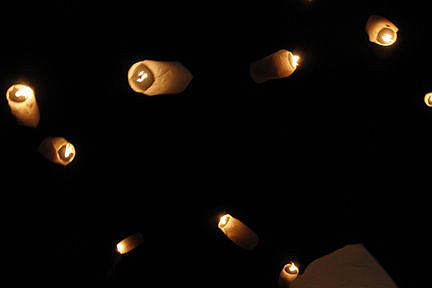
[218,213,259,250]
[38,136,76,166]
[365,15,398,46]
[250,49,300,84]
[5,83,40,128]
[115,232,144,255]
[127,59,193,96]
[279,261,300,288]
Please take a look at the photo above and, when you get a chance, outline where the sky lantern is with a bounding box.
[38,136,76,166]
[115,232,144,255]
[365,15,398,46]
[217,213,259,250]
[278,261,300,288]
[249,49,300,84]
[127,59,193,96]
[5,83,40,128]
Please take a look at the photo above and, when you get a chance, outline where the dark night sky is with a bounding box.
[1,1,430,287]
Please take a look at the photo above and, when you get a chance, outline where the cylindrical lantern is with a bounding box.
[365,15,398,46]
[249,49,300,84]
[5,83,40,128]
[127,59,193,96]
[278,261,300,288]
[424,92,432,107]
[38,136,76,166]
[217,213,259,250]
[116,232,144,255]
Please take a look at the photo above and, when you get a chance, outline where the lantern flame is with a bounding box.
[15,86,32,99]
[286,261,299,274]
[137,70,149,82]
[63,143,74,158]
[218,214,230,228]
[291,55,300,68]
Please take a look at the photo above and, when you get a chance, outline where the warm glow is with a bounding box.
[279,260,300,288]
[250,49,300,84]
[38,136,77,166]
[116,232,144,255]
[286,261,299,274]
[137,70,149,82]
[10,85,32,102]
[377,28,397,45]
[218,214,230,228]
[5,83,40,128]
[127,60,193,96]
[424,92,432,107]
[290,54,300,68]
[58,143,75,162]
[217,213,259,250]
[365,15,398,47]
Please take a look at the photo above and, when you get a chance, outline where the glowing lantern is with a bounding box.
[38,136,76,166]
[217,213,259,250]
[278,261,299,288]
[365,15,398,46]
[5,83,40,128]
[127,59,193,96]
[424,92,432,107]
[249,49,300,84]
[115,232,144,255]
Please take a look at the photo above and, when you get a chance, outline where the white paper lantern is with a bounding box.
[218,213,259,250]
[38,136,76,166]
[116,232,144,255]
[365,15,398,46]
[250,49,300,84]
[127,59,193,96]
[5,83,40,128]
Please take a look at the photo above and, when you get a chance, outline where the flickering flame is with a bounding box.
[137,70,149,82]
[218,214,230,228]
[58,143,75,162]
[286,261,299,274]
[116,232,144,255]
[291,54,300,68]
[15,86,32,99]
[8,84,33,102]
[377,27,397,45]
[116,242,126,254]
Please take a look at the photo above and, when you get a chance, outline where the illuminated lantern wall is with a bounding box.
[365,15,398,46]
[5,83,40,128]
[38,136,76,166]
[249,49,300,84]
[424,92,432,107]
[127,60,193,96]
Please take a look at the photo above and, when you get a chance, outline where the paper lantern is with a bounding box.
[217,213,259,250]
[127,59,193,96]
[278,261,300,288]
[365,15,398,46]
[250,49,300,84]
[5,83,40,128]
[424,92,432,107]
[38,136,76,166]
[115,232,144,255]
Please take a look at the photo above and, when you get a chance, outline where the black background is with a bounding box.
[1,1,430,287]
